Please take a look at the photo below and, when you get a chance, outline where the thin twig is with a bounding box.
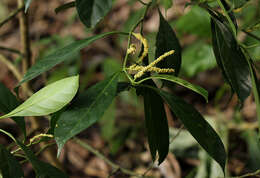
[0,46,23,56]
[18,0,31,75]
[136,0,149,5]
[242,29,260,42]
[0,54,23,81]
[170,125,184,143]
[229,169,260,178]
[0,54,33,95]
[74,138,143,177]
[19,143,56,164]
[0,6,24,28]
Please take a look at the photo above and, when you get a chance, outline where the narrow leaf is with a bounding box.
[0,144,24,178]
[145,74,208,102]
[211,18,251,103]
[55,73,120,155]
[18,31,126,86]
[0,82,26,137]
[155,9,182,76]
[242,49,260,136]
[55,1,75,14]
[0,76,79,119]
[142,81,169,164]
[24,0,32,12]
[76,0,112,28]
[150,87,226,173]
[16,140,68,178]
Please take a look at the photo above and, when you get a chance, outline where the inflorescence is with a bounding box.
[126,33,175,80]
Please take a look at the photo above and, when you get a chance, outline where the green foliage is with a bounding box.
[142,81,169,164]
[0,144,24,178]
[156,9,182,77]
[54,73,120,155]
[1,0,260,177]
[0,76,79,118]
[16,140,68,178]
[147,74,208,101]
[154,87,226,172]
[211,17,251,103]
[76,0,112,28]
[18,31,127,86]
[0,82,26,136]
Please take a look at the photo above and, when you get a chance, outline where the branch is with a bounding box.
[0,6,24,28]
[0,46,23,56]
[73,138,143,177]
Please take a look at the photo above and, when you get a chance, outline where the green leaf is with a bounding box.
[18,31,127,86]
[141,81,169,164]
[16,140,68,178]
[76,0,112,28]
[54,73,120,155]
[0,76,79,119]
[24,0,32,12]
[242,49,260,136]
[155,9,182,78]
[211,18,251,103]
[0,144,24,178]
[139,74,208,102]
[0,82,26,137]
[55,1,75,14]
[150,87,226,173]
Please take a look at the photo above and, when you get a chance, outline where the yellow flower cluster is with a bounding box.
[127,44,137,54]
[132,33,149,63]
[127,33,175,80]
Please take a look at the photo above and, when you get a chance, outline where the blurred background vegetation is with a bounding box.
[0,0,260,177]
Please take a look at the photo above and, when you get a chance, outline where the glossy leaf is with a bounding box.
[76,0,112,28]
[150,87,226,173]
[142,81,169,164]
[0,82,26,137]
[211,18,251,103]
[155,9,182,77]
[24,0,32,12]
[0,76,79,119]
[55,73,120,155]
[140,74,208,102]
[55,1,75,14]
[16,140,68,178]
[0,144,24,178]
[18,31,126,86]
